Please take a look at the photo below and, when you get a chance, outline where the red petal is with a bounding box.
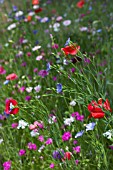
[104,99,112,112]
[91,112,105,119]
[6,73,18,80]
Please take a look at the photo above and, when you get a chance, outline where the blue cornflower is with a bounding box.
[56,83,62,93]
[86,122,96,131]
[46,62,51,72]
[75,130,84,138]
[3,80,9,85]
[33,30,38,35]
[64,37,70,47]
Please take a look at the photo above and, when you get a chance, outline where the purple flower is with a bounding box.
[38,70,48,78]
[19,149,26,156]
[62,131,71,141]
[25,96,31,101]
[52,149,64,160]
[56,83,62,93]
[75,159,79,165]
[109,145,113,150]
[73,140,78,145]
[75,130,84,138]
[86,122,96,131]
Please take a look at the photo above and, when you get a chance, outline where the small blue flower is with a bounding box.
[56,83,62,93]
[75,130,84,138]
[12,6,18,12]
[86,122,96,131]
[97,29,102,33]
[0,0,4,4]
[3,80,9,85]
[33,30,38,35]
[64,37,70,47]
[46,62,51,72]
[4,111,10,118]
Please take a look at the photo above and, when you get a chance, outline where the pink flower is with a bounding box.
[50,163,55,168]
[75,159,79,165]
[6,73,18,80]
[73,146,81,153]
[11,123,18,128]
[27,142,37,150]
[29,124,36,130]
[38,135,44,142]
[62,131,71,141]
[52,44,59,49]
[0,66,6,74]
[3,161,11,170]
[45,138,53,145]
[19,149,26,156]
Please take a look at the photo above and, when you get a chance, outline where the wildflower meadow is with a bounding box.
[0,0,113,169]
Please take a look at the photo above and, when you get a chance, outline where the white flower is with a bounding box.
[38,145,45,153]
[26,87,33,93]
[22,39,28,44]
[0,139,3,144]
[28,11,35,16]
[40,17,49,23]
[36,55,43,61]
[15,11,23,17]
[103,130,113,139]
[79,27,88,32]
[7,23,16,31]
[33,5,39,9]
[17,120,28,129]
[34,85,41,92]
[53,23,60,28]
[70,100,76,106]
[64,116,74,126]
[48,116,56,124]
[63,20,71,26]
[30,130,39,137]
[32,45,41,51]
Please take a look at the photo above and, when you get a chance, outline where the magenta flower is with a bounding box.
[38,135,44,142]
[27,142,37,150]
[19,149,26,156]
[50,163,55,168]
[73,146,81,153]
[11,123,18,128]
[3,161,11,170]
[38,70,48,78]
[62,131,71,141]
[25,96,31,101]
[45,138,53,145]
[75,159,79,165]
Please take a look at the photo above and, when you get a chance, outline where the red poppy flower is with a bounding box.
[32,0,39,5]
[61,44,80,56]
[35,8,42,13]
[88,98,112,119]
[76,0,85,8]
[5,99,19,115]
[64,152,71,160]
[6,73,18,80]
